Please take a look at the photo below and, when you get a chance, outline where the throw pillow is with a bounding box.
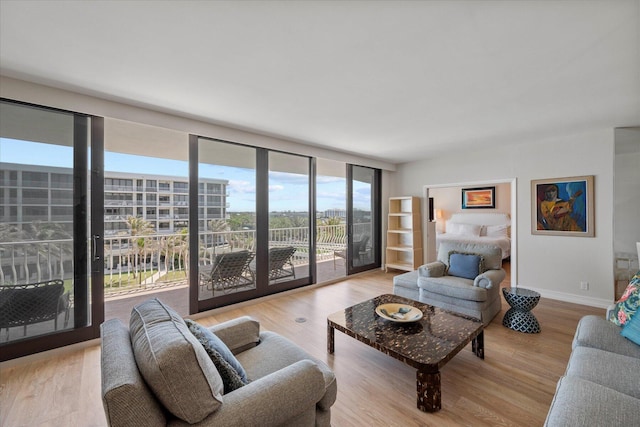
[620,310,640,346]
[608,271,640,326]
[486,224,509,237]
[447,251,484,280]
[447,222,482,237]
[185,319,249,392]
[129,298,223,424]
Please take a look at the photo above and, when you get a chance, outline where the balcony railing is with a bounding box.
[0,223,367,294]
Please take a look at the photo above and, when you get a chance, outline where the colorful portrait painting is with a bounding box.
[531,176,594,237]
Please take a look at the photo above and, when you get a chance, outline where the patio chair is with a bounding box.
[268,246,297,281]
[0,279,71,340]
[333,235,370,269]
[199,250,255,295]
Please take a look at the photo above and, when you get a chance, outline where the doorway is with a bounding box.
[424,178,517,286]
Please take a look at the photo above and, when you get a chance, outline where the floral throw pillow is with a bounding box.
[608,271,640,326]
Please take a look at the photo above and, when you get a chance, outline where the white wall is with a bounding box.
[393,130,615,308]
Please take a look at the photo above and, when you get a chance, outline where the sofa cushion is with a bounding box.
[620,310,640,346]
[544,376,640,427]
[447,252,484,279]
[572,315,640,359]
[607,271,640,325]
[185,318,249,393]
[129,298,224,423]
[393,270,419,290]
[418,276,487,302]
[237,331,337,412]
[566,346,640,399]
[100,319,166,427]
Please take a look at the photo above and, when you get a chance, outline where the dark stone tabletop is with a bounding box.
[327,294,483,369]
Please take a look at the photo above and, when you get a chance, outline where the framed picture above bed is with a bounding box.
[461,186,495,209]
[531,175,594,237]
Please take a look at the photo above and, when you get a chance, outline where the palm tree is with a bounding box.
[208,219,230,253]
[125,216,154,282]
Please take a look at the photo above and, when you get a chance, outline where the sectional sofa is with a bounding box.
[544,272,640,426]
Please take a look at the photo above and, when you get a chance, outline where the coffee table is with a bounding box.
[327,294,484,412]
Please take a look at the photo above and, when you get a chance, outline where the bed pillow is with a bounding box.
[447,251,485,280]
[486,224,509,237]
[447,222,482,237]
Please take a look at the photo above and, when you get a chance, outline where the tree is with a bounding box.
[125,216,154,282]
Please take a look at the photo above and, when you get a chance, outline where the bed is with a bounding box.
[437,212,511,260]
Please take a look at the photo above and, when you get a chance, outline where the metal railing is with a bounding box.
[0,223,369,290]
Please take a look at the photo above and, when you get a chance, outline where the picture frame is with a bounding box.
[531,175,594,237]
[461,186,495,209]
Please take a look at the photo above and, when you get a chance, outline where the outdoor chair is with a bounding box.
[199,250,255,295]
[267,246,297,281]
[0,279,71,340]
[333,235,370,269]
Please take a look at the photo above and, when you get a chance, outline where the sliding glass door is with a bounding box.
[347,165,381,274]
[267,151,311,288]
[0,99,100,361]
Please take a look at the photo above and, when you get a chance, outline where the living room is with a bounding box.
[1,1,640,426]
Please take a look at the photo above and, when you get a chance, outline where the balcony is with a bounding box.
[0,224,354,288]
[0,224,366,342]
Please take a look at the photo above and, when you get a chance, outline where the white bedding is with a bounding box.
[436,212,512,259]
[436,233,511,259]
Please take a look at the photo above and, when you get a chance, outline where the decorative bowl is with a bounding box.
[375,303,423,323]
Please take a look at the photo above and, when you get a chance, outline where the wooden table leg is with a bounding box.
[472,331,484,359]
[327,323,335,354]
[416,369,441,412]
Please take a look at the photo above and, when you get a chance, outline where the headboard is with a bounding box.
[448,212,511,226]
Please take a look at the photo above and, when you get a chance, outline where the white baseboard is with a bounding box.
[521,286,612,309]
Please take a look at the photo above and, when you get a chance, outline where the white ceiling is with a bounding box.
[1,1,639,164]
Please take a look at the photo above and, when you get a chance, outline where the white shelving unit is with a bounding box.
[385,196,422,272]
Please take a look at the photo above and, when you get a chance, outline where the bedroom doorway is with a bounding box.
[423,179,517,286]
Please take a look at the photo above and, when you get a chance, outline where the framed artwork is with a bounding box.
[531,175,594,237]
[461,186,495,209]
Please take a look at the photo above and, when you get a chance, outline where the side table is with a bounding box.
[502,287,541,333]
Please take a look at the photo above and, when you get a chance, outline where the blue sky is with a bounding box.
[0,138,370,212]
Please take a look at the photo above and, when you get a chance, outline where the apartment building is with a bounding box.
[0,162,228,236]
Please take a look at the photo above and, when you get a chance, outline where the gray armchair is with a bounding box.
[101,298,336,427]
[394,241,505,325]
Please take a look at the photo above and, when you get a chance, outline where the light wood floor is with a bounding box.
[0,268,604,427]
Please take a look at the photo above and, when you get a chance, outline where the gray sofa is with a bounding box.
[544,315,640,426]
[393,241,505,326]
[101,298,336,427]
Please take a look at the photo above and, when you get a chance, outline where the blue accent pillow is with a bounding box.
[620,310,640,346]
[448,252,484,280]
[185,319,249,391]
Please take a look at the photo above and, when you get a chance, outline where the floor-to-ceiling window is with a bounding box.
[347,165,381,274]
[267,151,312,287]
[196,137,257,309]
[0,99,99,361]
[102,118,190,325]
[0,99,382,361]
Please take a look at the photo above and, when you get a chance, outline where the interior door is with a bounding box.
[347,165,381,275]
